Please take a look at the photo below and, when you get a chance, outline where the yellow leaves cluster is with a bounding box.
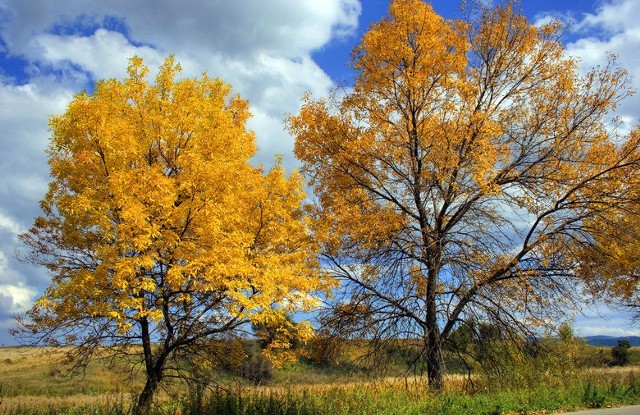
[27,56,328,340]
[354,0,468,99]
[574,129,640,300]
[252,310,316,366]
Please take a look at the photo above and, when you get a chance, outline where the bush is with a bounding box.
[252,312,302,350]
[582,379,606,408]
[304,332,342,368]
[611,340,631,366]
[241,353,274,385]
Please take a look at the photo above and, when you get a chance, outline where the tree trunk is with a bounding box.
[426,334,444,390]
[426,265,443,390]
[135,373,161,415]
[135,316,163,415]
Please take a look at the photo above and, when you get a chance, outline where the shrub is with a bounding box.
[582,379,606,408]
[304,332,342,368]
[611,340,631,366]
[241,353,274,385]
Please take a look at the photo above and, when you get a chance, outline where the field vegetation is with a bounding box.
[2,336,640,414]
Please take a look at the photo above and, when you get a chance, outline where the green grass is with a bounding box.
[177,371,640,415]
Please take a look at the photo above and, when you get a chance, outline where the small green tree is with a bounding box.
[447,323,474,353]
[558,322,575,343]
[475,322,502,364]
[611,339,632,366]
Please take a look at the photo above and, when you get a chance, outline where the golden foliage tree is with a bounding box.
[576,136,640,315]
[288,0,640,389]
[16,56,327,412]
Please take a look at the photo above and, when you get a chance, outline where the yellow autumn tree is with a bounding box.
[16,56,327,413]
[582,216,640,319]
[288,0,640,390]
[576,132,640,314]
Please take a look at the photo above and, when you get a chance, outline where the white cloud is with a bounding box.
[534,1,640,134]
[574,302,639,337]
[577,325,640,337]
[1,0,360,74]
[33,29,164,81]
[0,80,69,222]
[0,250,38,314]
[0,0,361,344]
[0,284,36,313]
[0,211,23,237]
[573,0,640,34]
[566,0,640,133]
[533,14,557,28]
[0,0,359,172]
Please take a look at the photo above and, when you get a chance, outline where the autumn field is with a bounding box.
[2,344,640,415]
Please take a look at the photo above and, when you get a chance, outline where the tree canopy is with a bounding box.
[288,0,640,389]
[16,56,329,412]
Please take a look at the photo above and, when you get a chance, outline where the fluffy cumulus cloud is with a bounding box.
[537,0,640,134]
[0,0,361,164]
[0,250,38,317]
[568,1,640,131]
[0,0,361,344]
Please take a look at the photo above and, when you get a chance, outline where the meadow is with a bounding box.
[1,341,640,414]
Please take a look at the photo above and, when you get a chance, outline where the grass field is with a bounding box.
[1,345,640,414]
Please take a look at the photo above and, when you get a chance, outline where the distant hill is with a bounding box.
[584,335,640,347]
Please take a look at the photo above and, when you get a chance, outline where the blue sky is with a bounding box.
[0,0,638,345]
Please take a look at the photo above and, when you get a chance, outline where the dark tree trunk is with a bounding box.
[135,317,164,415]
[426,333,443,390]
[426,266,443,390]
[135,372,161,415]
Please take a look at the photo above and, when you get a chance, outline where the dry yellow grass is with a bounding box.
[0,393,129,413]
[0,346,468,413]
[0,346,142,397]
[588,365,640,376]
[2,345,638,414]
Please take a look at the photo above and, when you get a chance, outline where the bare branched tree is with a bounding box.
[289,0,639,389]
